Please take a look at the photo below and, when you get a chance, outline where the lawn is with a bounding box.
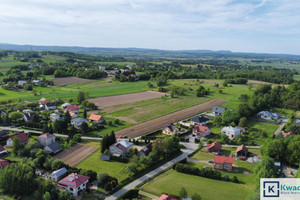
[76,149,129,182]
[140,169,255,200]
[294,75,300,80]
[248,121,278,137]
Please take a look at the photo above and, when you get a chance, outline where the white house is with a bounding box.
[50,113,60,122]
[38,133,55,147]
[6,132,29,147]
[98,66,106,71]
[109,140,133,157]
[221,126,245,140]
[38,133,62,154]
[51,167,68,182]
[71,118,88,129]
[61,103,71,109]
[58,173,90,196]
[17,80,27,86]
[45,103,56,111]
[32,80,41,86]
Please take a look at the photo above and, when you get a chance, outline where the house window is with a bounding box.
[70,187,73,191]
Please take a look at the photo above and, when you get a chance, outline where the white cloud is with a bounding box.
[0,0,300,54]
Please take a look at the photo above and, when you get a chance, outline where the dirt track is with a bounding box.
[53,144,98,166]
[116,99,227,137]
[88,91,166,108]
[52,77,90,86]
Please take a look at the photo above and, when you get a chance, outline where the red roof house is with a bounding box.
[158,194,181,200]
[207,141,222,152]
[6,132,29,147]
[0,159,10,169]
[214,155,234,171]
[192,125,210,137]
[282,132,294,138]
[58,173,90,196]
[89,114,105,124]
[65,104,80,113]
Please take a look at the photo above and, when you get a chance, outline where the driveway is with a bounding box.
[105,142,199,200]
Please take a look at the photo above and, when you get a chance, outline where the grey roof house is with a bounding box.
[212,106,234,116]
[71,118,88,129]
[191,115,210,125]
[45,142,62,154]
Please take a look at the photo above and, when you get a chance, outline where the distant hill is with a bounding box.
[0,43,300,59]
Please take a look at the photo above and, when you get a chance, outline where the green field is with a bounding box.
[76,149,129,182]
[141,169,255,200]
[294,75,300,80]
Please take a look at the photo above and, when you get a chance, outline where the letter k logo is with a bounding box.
[268,186,274,193]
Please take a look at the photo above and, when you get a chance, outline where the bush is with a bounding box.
[118,189,139,200]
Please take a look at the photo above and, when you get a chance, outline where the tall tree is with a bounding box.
[77,91,86,104]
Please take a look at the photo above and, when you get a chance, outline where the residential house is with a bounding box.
[32,80,41,86]
[0,145,8,156]
[39,98,50,105]
[125,65,132,70]
[0,159,10,169]
[236,144,248,160]
[17,80,27,86]
[6,132,29,147]
[191,115,209,125]
[38,133,62,154]
[45,103,56,111]
[158,194,180,200]
[70,112,78,118]
[214,155,234,171]
[58,173,90,196]
[282,132,294,138]
[38,133,55,147]
[257,111,280,120]
[71,118,88,129]
[44,142,63,154]
[22,109,32,114]
[50,113,60,122]
[207,141,222,153]
[109,140,133,157]
[274,162,281,174]
[98,66,106,71]
[192,125,210,137]
[89,114,105,124]
[296,118,300,126]
[162,125,179,136]
[23,112,33,122]
[0,130,9,141]
[221,126,245,140]
[51,167,68,182]
[61,103,71,109]
[212,106,234,116]
[65,104,80,114]
[138,143,152,157]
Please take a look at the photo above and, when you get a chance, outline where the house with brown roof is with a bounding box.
[192,125,210,137]
[6,132,29,147]
[58,173,90,196]
[236,144,248,160]
[207,141,222,153]
[162,125,178,136]
[39,98,50,105]
[0,159,10,169]
[282,132,294,138]
[89,114,105,124]
[214,155,234,171]
[138,143,152,157]
[158,194,180,200]
[65,104,80,114]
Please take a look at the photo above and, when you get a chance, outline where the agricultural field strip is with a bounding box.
[116,99,227,137]
[53,144,98,166]
[88,91,166,108]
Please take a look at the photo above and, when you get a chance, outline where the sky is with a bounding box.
[0,0,300,54]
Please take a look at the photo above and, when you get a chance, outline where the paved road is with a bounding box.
[274,119,288,135]
[105,142,199,200]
